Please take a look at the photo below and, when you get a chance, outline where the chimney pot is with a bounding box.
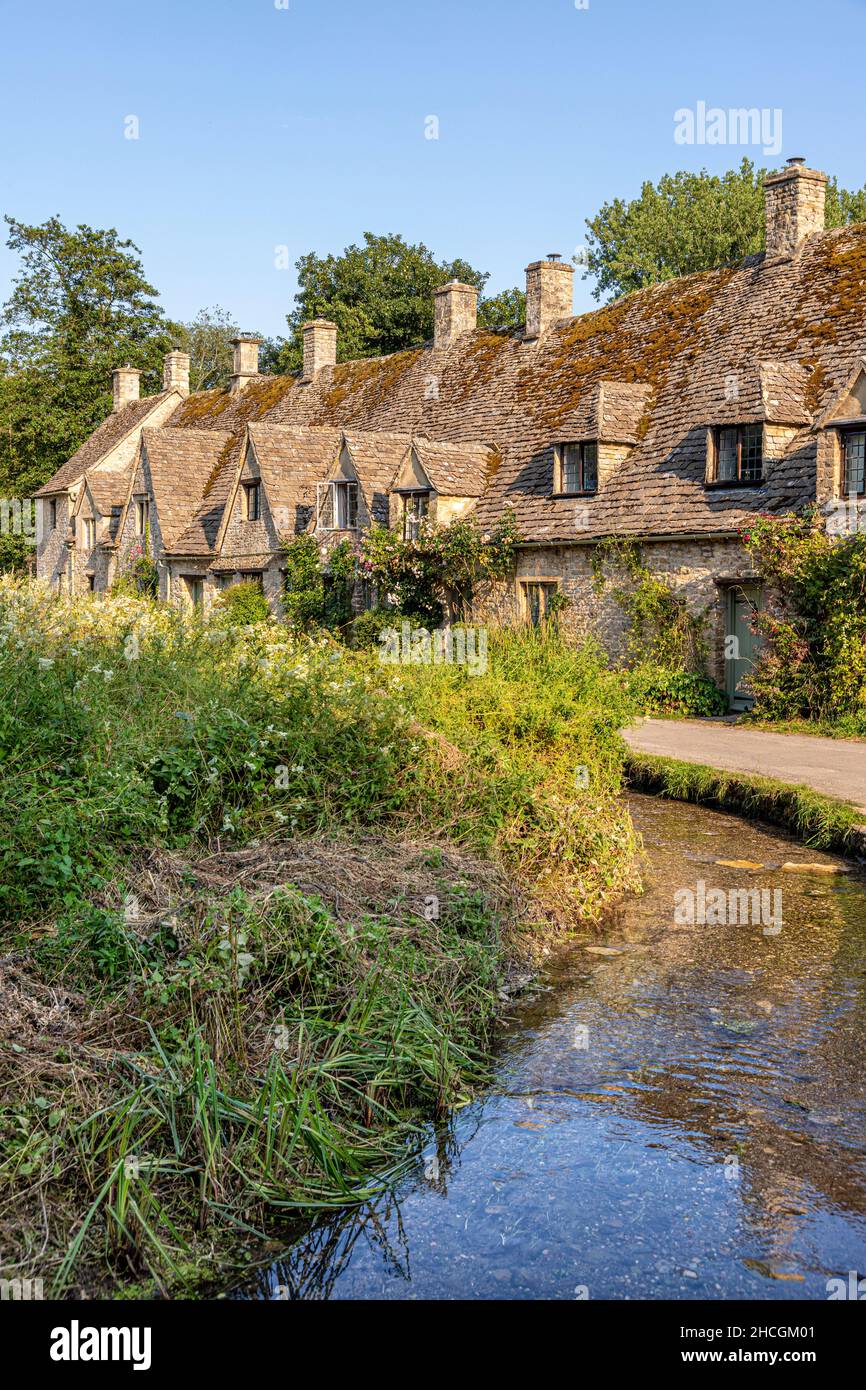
[230,335,262,394]
[764,159,827,257]
[112,366,141,413]
[433,281,478,350]
[163,349,190,397]
[302,319,338,380]
[524,259,574,339]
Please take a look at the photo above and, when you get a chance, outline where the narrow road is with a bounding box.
[623,718,866,811]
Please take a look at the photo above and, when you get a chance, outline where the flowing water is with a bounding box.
[239,794,866,1300]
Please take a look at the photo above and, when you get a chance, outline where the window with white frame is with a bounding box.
[401,491,430,540]
[82,517,96,549]
[135,498,149,534]
[842,429,866,495]
[317,480,359,530]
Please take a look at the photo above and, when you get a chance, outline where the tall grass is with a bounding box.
[0,582,641,1295]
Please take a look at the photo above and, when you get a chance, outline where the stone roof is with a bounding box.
[85,469,129,515]
[39,223,866,547]
[140,428,233,552]
[553,381,653,445]
[34,394,173,497]
[246,425,342,540]
[342,431,413,524]
[409,437,498,496]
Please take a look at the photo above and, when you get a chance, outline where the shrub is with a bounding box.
[350,607,402,650]
[214,580,270,627]
[626,665,727,717]
[742,511,866,728]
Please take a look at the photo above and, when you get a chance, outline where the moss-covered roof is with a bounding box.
[39,223,866,546]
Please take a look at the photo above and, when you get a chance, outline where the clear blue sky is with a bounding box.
[1,0,865,338]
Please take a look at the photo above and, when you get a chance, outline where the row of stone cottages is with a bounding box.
[33,158,866,708]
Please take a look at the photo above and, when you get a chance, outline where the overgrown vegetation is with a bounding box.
[741,512,866,734]
[0,579,639,1296]
[591,537,726,717]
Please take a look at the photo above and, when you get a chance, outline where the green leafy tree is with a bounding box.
[0,215,177,499]
[583,160,866,301]
[276,233,524,369]
[176,306,238,392]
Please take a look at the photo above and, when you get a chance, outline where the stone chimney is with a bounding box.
[230,335,262,394]
[434,281,478,350]
[525,256,574,339]
[163,349,190,396]
[112,366,141,413]
[302,319,337,380]
[764,158,827,257]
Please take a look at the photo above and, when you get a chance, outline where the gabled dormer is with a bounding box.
[815,359,866,506]
[551,381,652,496]
[316,436,363,533]
[703,361,811,489]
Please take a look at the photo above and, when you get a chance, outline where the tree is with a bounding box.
[276,232,524,370]
[176,306,238,392]
[0,215,177,494]
[582,160,866,301]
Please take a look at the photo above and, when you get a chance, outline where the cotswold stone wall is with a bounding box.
[475,536,758,685]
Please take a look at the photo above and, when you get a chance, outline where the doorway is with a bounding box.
[725,583,762,711]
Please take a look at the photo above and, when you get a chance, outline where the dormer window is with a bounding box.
[242,481,261,521]
[709,425,763,485]
[402,491,430,540]
[135,497,149,534]
[318,480,359,531]
[842,429,866,495]
[555,442,598,495]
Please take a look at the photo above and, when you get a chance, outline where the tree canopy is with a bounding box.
[582,159,866,301]
[0,215,176,494]
[275,232,525,370]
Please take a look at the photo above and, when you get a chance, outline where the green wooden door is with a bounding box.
[726,583,762,711]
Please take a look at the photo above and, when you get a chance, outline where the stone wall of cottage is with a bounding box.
[475,536,760,688]
[36,494,71,589]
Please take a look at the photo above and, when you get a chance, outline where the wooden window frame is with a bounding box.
[840,428,866,497]
[242,481,261,522]
[708,424,764,487]
[553,441,598,497]
[518,576,560,627]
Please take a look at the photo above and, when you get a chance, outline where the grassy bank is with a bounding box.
[0,580,639,1296]
[625,751,865,856]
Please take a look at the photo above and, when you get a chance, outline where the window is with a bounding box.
[183,576,204,608]
[239,572,264,590]
[318,480,359,531]
[842,430,866,495]
[82,518,96,549]
[48,498,57,530]
[87,575,95,593]
[521,579,558,627]
[402,491,430,540]
[242,481,261,522]
[556,442,598,494]
[135,498,149,535]
[710,425,763,485]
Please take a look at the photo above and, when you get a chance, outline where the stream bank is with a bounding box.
[238,793,866,1300]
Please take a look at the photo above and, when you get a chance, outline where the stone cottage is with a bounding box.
[34,158,866,707]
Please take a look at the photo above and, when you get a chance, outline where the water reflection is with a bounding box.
[238,795,866,1300]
